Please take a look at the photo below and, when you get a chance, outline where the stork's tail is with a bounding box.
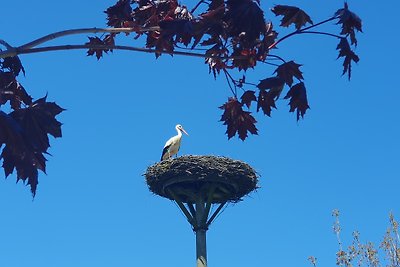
[160,146,170,161]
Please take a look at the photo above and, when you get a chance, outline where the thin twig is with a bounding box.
[266,54,286,63]
[269,16,338,49]
[261,61,280,67]
[223,69,237,97]
[0,39,13,49]
[299,31,342,39]
[243,81,258,87]
[175,43,209,51]
[190,0,206,14]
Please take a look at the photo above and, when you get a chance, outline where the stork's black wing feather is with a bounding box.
[161,145,171,161]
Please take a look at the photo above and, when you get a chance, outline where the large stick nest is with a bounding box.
[145,155,259,203]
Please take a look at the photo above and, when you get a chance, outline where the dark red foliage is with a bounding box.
[87,1,362,143]
[0,95,64,196]
[335,3,362,46]
[225,0,266,47]
[11,95,64,150]
[241,90,256,108]
[86,36,114,60]
[132,0,180,29]
[257,76,285,91]
[100,0,361,139]
[193,2,225,48]
[231,47,257,71]
[0,71,32,109]
[257,22,278,60]
[284,82,309,120]
[0,1,363,197]
[0,55,64,196]
[159,19,194,46]
[255,76,284,116]
[146,31,175,58]
[205,44,228,78]
[2,56,25,76]
[129,0,196,56]
[257,90,277,117]
[274,61,303,86]
[271,5,313,30]
[105,0,133,27]
[336,38,359,80]
[220,98,258,140]
[103,34,116,49]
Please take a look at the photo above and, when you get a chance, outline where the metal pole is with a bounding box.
[195,198,207,267]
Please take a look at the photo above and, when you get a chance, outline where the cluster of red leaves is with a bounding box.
[335,3,362,79]
[102,0,274,63]
[86,35,115,60]
[219,97,257,141]
[220,60,309,135]
[98,1,362,141]
[0,56,64,196]
[0,1,362,196]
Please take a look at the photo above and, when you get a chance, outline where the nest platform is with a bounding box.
[145,155,258,204]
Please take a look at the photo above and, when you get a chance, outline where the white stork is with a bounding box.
[161,124,189,161]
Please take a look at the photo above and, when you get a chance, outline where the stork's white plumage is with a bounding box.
[161,124,189,161]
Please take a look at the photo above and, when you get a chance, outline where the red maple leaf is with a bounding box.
[257,76,285,91]
[11,95,64,150]
[240,90,256,108]
[284,82,309,120]
[205,44,228,78]
[219,97,258,140]
[86,36,113,60]
[146,31,175,58]
[225,0,266,47]
[0,71,32,109]
[104,0,133,27]
[159,19,194,47]
[132,0,179,28]
[256,76,284,116]
[256,90,277,117]
[335,3,362,46]
[0,110,43,196]
[231,47,257,71]
[271,5,313,30]
[274,61,303,86]
[336,38,359,80]
[0,95,64,197]
[257,22,278,60]
[194,2,225,49]
[2,56,25,76]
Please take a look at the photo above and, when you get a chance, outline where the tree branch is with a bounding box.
[223,69,237,97]
[0,39,13,49]
[0,43,257,61]
[298,31,342,39]
[266,54,286,63]
[5,44,207,59]
[19,26,160,50]
[190,0,207,14]
[268,16,339,50]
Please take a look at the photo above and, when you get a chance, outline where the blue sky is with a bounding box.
[1,1,399,267]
